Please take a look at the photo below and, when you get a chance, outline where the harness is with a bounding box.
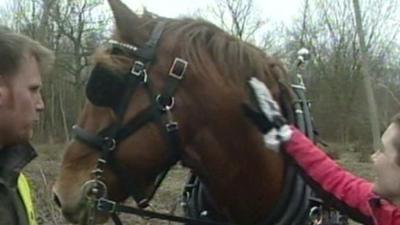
[181,61,349,225]
[182,164,312,225]
[291,71,348,225]
[181,81,313,225]
[72,20,347,225]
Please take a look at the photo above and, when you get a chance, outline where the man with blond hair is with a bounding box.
[0,26,54,225]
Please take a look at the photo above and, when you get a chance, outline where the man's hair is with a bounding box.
[0,26,54,76]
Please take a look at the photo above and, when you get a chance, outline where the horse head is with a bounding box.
[52,0,295,224]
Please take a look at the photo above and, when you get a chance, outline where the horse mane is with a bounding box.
[166,19,279,83]
[165,18,295,121]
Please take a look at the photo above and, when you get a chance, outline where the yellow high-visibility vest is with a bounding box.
[17,174,38,225]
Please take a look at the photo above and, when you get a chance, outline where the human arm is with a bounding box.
[284,127,374,222]
[247,77,375,224]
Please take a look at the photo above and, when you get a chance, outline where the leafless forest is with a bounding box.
[1,0,399,224]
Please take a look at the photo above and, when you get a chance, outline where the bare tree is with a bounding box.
[284,0,400,147]
[0,0,109,143]
[352,0,381,151]
[197,0,267,44]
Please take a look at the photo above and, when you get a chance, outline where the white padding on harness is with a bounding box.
[248,77,293,152]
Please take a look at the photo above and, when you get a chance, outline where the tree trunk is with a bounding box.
[59,85,70,142]
[352,0,381,151]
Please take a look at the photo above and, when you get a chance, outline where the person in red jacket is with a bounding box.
[248,77,400,225]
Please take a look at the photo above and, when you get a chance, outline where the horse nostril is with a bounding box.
[53,193,62,208]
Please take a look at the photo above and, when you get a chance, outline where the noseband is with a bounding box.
[72,21,191,224]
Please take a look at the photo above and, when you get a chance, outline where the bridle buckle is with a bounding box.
[130,61,148,82]
[131,61,145,76]
[97,198,117,213]
[169,57,187,80]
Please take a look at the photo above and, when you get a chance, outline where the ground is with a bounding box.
[24,143,373,225]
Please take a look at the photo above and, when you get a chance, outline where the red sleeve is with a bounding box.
[283,127,375,218]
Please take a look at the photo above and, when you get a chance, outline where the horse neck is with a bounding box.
[182,124,286,224]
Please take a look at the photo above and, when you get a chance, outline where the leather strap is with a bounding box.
[97,198,237,225]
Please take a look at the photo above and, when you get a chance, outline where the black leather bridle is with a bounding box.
[72,20,188,223]
[72,21,238,225]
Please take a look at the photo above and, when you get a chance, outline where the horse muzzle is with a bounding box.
[53,179,110,224]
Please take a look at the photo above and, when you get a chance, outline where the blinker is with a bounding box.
[86,65,127,109]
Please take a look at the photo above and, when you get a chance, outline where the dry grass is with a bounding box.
[24,143,191,225]
[23,143,373,225]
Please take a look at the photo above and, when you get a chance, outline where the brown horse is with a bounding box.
[52,0,304,224]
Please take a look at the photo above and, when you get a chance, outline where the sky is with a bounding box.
[121,0,301,25]
[0,0,301,26]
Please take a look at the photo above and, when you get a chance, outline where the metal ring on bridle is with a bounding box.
[308,206,323,225]
[103,137,116,151]
[156,95,175,111]
[81,179,108,199]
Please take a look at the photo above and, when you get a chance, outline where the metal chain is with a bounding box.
[82,157,108,225]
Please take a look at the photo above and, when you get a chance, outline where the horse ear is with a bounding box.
[107,0,147,43]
